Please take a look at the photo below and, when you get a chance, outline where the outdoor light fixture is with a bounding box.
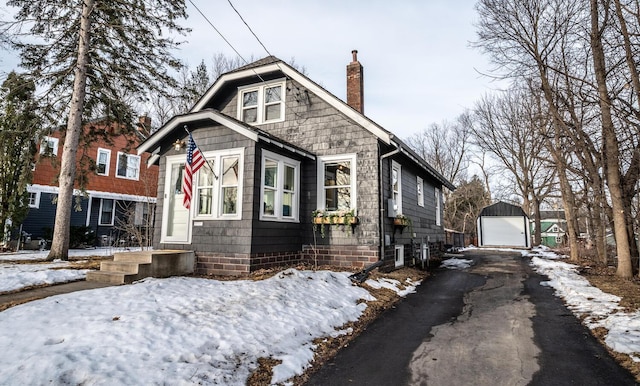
[173,139,185,151]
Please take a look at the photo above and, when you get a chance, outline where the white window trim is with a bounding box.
[192,148,244,221]
[115,152,141,180]
[237,79,286,125]
[28,191,41,208]
[417,176,424,207]
[96,148,111,176]
[98,198,115,226]
[435,187,441,226]
[40,136,59,156]
[391,160,402,215]
[260,150,300,222]
[317,153,357,212]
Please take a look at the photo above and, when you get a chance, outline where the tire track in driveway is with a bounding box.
[408,254,540,386]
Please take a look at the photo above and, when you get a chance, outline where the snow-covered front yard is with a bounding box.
[0,246,638,384]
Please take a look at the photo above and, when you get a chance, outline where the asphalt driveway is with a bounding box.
[305,250,637,386]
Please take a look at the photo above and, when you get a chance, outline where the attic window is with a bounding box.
[238,80,286,124]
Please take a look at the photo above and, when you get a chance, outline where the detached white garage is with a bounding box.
[477,201,531,248]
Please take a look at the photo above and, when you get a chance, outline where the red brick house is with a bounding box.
[21,116,158,247]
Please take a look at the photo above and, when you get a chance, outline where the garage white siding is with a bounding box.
[479,217,528,247]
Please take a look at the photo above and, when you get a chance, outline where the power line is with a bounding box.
[186,0,249,66]
[226,0,274,59]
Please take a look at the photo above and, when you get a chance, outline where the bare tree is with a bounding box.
[473,86,556,246]
[405,111,472,185]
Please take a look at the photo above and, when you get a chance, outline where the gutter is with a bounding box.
[378,141,401,262]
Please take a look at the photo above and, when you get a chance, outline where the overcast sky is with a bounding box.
[0,0,503,139]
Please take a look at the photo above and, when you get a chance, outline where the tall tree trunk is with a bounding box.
[590,0,633,278]
[555,155,581,262]
[592,196,608,264]
[614,0,640,274]
[47,0,94,261]
[532,195,542,246]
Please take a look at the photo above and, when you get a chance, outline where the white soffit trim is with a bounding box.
[28,184,157,203]
[137,110,258,155]
[192,62,392,145]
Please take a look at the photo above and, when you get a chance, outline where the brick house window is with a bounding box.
[260,150,299,221]
[238,80,285,124]
[40,136,59,156]
[99,199,115,226]
[318,154,357,211]
[96,148,110,176]
[28,191,40,208]
[116,152,140,180]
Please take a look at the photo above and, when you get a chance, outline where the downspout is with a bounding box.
[379,141,401,261]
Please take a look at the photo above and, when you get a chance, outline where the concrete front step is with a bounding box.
[86,271,128,285]
[113,251,153,263]
[100,261,144,274]
[87,250,195,285]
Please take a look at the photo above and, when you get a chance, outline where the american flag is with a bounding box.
[182,133,205,209]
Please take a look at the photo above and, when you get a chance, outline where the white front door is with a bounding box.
[161,156,191,244]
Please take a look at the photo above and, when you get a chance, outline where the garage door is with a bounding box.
[480,216,527,247]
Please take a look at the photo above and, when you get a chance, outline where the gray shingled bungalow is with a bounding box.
[137,52,454,276]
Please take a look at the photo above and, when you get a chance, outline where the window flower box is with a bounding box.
[393,215,413,234]
[313,216,359,225]
[312,209,358,238]
[393,217,411,227]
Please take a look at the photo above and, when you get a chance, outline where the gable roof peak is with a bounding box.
[227,56,282,74]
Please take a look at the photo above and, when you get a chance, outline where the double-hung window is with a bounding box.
[318,154,357,212]
[40,136,59,156]
[435,187,441,226]
[192,149,243,220]
[417,176,424,207]
[238,80,286,124]
[391,161,402,214]
[28,191,40,208]
[221,156,240,215]
[260,150,300,221]
[116,152,140,180]
[99,199,115,226]
[96,148,110,176]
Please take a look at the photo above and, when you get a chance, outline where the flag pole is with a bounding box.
[184,125,218,179]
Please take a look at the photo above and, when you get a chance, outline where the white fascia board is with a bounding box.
[192,62,392,145]
[137,110,258,156]
[28,184,156,203]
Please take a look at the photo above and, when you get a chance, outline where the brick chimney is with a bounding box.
[138,115,152,135]
[346,50,364,114]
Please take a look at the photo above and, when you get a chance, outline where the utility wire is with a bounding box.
[186,0,249,66]
[226,0,274,59]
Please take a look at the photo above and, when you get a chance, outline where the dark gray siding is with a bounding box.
[381,152,445,245]
[154,124,256,254]
[249,143,309,254]
[217,79,381,248]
